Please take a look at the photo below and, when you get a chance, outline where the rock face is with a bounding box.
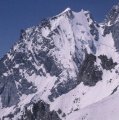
[104,3,119,51]
[98,55,117,70]
[1,3,119,120]
[21,100,61,120]
[78,54,103,86]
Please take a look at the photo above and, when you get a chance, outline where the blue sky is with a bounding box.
[0,0,118,58]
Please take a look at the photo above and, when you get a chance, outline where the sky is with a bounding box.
[0,0,119,58]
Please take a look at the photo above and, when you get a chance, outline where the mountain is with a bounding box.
[0,4,119,120]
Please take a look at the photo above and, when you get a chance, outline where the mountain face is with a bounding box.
[1,4,119,120]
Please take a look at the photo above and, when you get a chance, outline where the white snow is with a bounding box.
[67,90,119,120]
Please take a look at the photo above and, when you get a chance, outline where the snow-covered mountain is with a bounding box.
[1,3,119,120]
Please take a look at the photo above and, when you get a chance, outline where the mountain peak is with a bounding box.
[105,3,119,25]
[58,7,72,16]
[1,3,119,120]
[62,7,71,13]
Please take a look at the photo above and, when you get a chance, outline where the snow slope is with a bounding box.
[67,90,119,120]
